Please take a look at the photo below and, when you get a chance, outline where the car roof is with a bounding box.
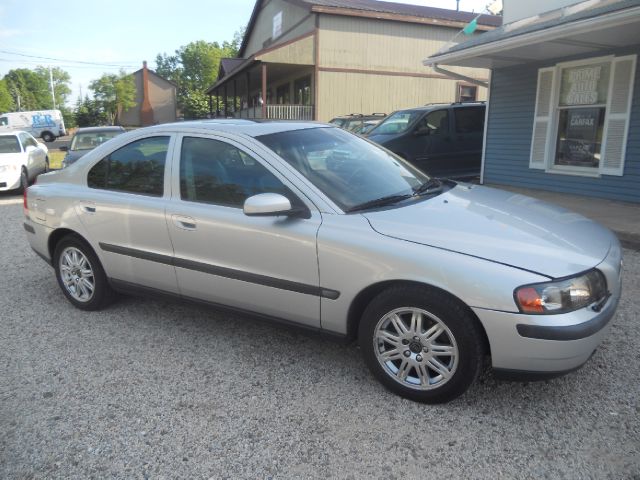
[133,120,331,138]
[74,126,126,133]
[397,102,486,114]
[0,130,24,137]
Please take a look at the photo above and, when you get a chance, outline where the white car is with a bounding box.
[0,131,49,192]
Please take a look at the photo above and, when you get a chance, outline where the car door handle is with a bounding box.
[80,202,96,213]
[172,214,197,230]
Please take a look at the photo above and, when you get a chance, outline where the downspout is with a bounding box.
[431,63,488,88]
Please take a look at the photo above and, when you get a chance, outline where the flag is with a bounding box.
[463,17,478,35]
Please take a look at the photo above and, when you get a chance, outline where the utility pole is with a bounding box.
[49,65,56,109]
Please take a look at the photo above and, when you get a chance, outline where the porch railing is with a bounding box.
[234,104,314,120]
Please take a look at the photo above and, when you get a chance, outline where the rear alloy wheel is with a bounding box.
[53,235,114,311]
[41,132,55,143]
[359,286,484,403]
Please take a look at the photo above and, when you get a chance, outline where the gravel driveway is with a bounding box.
[1,193,638,479]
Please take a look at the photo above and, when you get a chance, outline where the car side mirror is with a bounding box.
[243,193,308,218]
[59,146,68,151]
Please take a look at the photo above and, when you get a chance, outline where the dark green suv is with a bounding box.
[366,103,485,179]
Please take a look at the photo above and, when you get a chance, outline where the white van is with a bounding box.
[0,110,66,142]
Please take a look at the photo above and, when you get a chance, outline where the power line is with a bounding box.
[0,49,140,68]
[0,58,133,70]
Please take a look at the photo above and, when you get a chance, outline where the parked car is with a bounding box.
[61,126,126,168]
[0,131,48,192]
[24,121,621,403]
[329,113,386,133]
[0,109,66,142]
[366,102,485,178]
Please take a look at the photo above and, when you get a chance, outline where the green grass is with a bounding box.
[48,150,65,170]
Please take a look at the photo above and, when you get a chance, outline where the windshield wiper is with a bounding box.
[412,178,450,196]
[346,193,413,213]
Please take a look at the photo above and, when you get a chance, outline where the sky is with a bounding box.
[0,0,490,107]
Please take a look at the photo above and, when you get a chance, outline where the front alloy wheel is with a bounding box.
[373,307,459,390]
[359,286,484,403]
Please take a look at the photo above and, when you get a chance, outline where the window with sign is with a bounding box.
[530,55,636,177]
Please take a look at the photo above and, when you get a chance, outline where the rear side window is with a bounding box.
[87,136,169,196]
[180,136,290,208]
[0,135,20,153]
[454,107,485,134]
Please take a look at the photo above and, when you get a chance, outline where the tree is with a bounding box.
[89,71,136,125]
[35,66,72,107]
[155,30,243,119]
[74,95,108,127]
[3,67,72,111]
[0,79,14,113]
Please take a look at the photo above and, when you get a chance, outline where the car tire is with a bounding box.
[44,156,50,173]
[16,167,28,193]
[359,285,484,403]
[41,132,55,143]
[53,234,115,311]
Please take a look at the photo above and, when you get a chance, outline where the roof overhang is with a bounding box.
[424,5,640,69]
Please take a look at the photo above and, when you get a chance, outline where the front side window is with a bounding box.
[257,127,429,211]
[180,136,290,208]
[415,110,449,136]
[87,136,169,196]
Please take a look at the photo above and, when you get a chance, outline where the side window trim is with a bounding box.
[86,134,173,198]
[173,133,314,212]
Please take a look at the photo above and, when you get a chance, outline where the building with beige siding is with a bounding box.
[206,0,501,122]
[120,62,178,127]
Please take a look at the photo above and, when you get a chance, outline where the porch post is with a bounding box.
[246,71,251,118]
[208,94,213,117]
[224,84,228,118]
[215,89,220,117]
[233,79,237,113]
[261,63,267,119]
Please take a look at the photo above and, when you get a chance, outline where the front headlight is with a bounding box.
[514,269,608,314]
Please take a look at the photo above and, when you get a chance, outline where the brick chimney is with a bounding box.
[140,60,154,126]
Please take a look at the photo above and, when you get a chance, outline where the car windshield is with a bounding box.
[257,127,430,211]
[368,111,423,135]
[71,131,122,151]
[0,136,21,154]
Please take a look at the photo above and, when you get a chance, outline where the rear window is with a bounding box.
[71,130,123,151]
[0,136,20,153]
[454,107,485,134]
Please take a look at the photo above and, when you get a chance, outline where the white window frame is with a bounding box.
[530,54,636,177]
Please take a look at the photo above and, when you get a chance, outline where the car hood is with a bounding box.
[363,185,615,278]
[64,150,89,164]
[0,153,25,166]
[366,133,401,145]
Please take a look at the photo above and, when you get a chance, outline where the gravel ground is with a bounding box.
[1,193,639,479]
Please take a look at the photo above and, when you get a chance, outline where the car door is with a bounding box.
[18,133,42,177]
[451,106,485,177]
[76,134,180,294]
[26,134,46,173]
[166,133,322,327]
[410,109,453,176]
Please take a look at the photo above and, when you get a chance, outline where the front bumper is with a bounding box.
[473,242,622,374]
[0,171,21,191]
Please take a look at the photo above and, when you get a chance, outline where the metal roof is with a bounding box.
[426,0,640,67]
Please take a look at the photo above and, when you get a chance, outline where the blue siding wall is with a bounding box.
[483,46,640,203]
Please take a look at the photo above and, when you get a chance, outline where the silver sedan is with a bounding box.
[23,121,622,403]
